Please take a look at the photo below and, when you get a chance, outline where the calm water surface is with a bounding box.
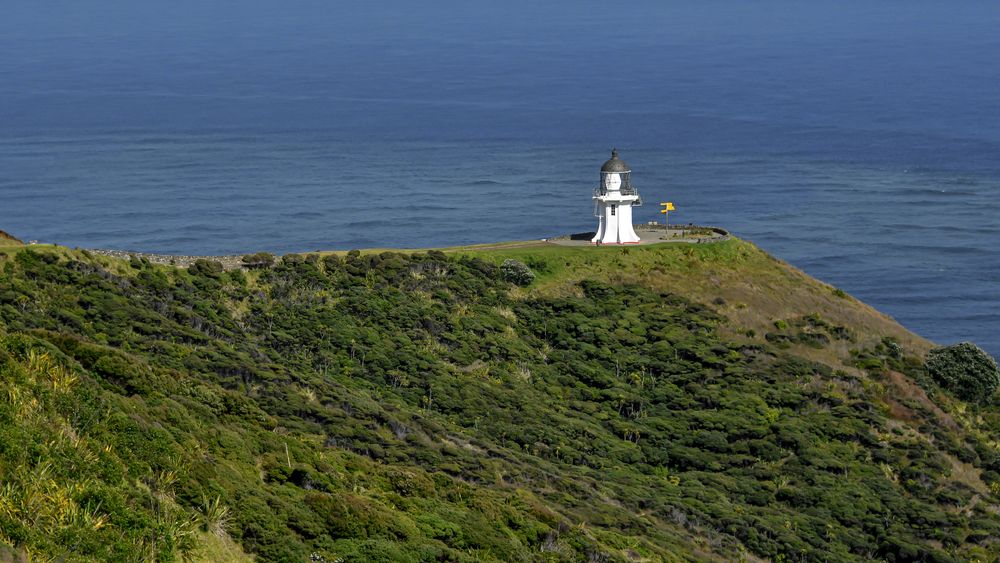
[1,1,998,354]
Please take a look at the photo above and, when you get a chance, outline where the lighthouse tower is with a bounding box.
[592,149,642,244]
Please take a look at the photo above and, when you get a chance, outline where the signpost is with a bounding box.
[659,202,675,227]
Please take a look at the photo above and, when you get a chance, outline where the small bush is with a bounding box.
[189,259,224,277]
[242,252,275,269]
[925,342,1000,402]
[500,259,534,286]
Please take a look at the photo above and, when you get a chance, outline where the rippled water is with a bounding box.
[1,1,998,355]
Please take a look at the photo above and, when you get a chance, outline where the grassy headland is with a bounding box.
[0,235,997,561]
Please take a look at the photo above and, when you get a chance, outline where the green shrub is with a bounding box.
[925,342,1000,402]
[189,259,224,277]
[241,252,275,269]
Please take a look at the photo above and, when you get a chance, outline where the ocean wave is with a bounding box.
[342,219,398,228]
[894,188,981,197]
[878,294,997,306]
[942,177,979,186]
[879,223,999,234]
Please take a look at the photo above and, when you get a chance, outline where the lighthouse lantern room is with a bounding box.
[592,149,642,244]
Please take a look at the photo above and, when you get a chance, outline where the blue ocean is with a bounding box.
[1,1,998,355]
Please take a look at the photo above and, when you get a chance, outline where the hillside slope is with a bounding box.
[0,230,24,247]
[0,239,998,562]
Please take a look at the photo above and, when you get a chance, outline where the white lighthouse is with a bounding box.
[592,149,642,244]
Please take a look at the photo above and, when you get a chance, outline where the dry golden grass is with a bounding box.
[191,531,253,563]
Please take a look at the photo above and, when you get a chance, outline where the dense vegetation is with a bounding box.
[926,342,1000,403]
[1,241,999,562]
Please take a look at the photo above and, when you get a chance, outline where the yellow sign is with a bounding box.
[660,202,674,226]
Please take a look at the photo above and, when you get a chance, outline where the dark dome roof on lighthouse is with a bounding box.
[600,149,630,173]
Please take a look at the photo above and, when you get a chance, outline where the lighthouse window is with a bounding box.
[611,205,617,216]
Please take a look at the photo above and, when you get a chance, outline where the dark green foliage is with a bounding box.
[499,258,535,286]
[926,342,1000,402]
[241,252,276,269]
[0,247,998,562]
[188,258,224,277]
[767,315,850,350]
